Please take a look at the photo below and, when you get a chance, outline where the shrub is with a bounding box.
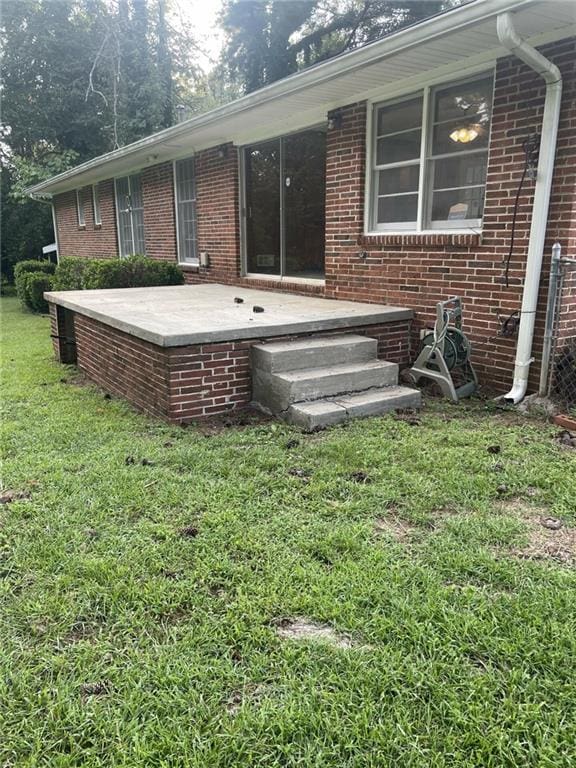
[14,259,56,305]
[82,255,184,290]
[52,256,90,291]
[21,273,54,313]
[54,255,185,291]
[123,254,184,288]
[13,260,56,281]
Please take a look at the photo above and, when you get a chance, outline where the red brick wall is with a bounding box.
[324,38,576,391]
[142,162,178,261]
[54,180,118,259]
[74,313,172,419]
[194,143,241,280]
[66,309,410,422]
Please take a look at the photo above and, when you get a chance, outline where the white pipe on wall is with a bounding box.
[496,12,563,403]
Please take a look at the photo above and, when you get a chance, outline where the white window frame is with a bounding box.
[365,68,495,235]
[76,189,85,227]
[173,157,198,266]
[92,184,102,226]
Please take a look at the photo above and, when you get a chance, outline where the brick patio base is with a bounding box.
[50,304,411,423]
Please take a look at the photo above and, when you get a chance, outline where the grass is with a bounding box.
[1,295,575,767]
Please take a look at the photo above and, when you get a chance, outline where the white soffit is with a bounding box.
[27,0,575,196]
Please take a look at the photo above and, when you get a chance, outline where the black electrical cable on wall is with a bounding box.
[503,135,539,288]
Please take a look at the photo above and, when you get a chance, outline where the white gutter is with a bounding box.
[26,0,540,197]
[51,203,60,262]
[496,12,562,403]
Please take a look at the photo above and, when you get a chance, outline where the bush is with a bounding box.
[52,256,90,291]
[82,258,129,289]
[13,259,56,281]
[14,259,56,306]
[54,255,185,292]
[21,273,54,313]
[125,254,184,288]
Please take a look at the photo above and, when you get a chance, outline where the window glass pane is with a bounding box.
[178,201,196,261]
[132,207,145,254]
[432,119,489,155]
[176,158,197,262]
[93,185,101,225]
[77,191,85,226]
[176,158,195,202]
[116,177,130,212]
[377,194,418,224]
[245,140,281,275]
[433,153,487,190]
[432,76,492,156]
[115,175,145,256]
[377,129,421,164]
[378,165,420,196]
[431,186,485,222]
[129,175,143,211]
[377,97,422,135]
[434,76,493,124]
[118,210,132,257]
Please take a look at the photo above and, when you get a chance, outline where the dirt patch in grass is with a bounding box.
[191,407,272,435]
[80,680,112,700]
[348,471,373,484]
[225,683,273,716]
[499,500,575,567]
[0,489,31,504]
[273,617,354,649]
[513,516,576,567]
[373,515,417,542]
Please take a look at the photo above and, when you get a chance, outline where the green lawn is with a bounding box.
[1,295,575,767]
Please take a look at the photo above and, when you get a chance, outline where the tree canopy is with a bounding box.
[1,0,459,278]
[221,0,457,93]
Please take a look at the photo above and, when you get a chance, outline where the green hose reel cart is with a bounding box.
[408,297,478,403]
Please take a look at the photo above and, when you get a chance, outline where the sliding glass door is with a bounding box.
[244,128,326,279]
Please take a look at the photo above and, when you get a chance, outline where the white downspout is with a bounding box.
[496,12,562,403]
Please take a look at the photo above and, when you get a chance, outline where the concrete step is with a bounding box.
[287,386,422,430]
[253,360,399,414]
[251,334,377,373]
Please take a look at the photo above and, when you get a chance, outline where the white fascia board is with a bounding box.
[25,0,544,197]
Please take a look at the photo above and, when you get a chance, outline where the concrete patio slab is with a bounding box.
[45,283,412,347]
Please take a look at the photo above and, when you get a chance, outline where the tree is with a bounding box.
[222,0,459,93]
[0,0,196,276]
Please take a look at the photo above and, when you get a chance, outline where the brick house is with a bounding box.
[28,0,575,424]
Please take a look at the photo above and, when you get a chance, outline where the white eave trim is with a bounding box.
[25,0,556,196]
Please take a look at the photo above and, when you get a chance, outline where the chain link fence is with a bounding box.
[543,247,576,413]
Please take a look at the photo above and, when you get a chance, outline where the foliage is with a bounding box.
[52,257,91,292]
[13,260,57,282]
[19,273,54,313]
[82,254,185,289]
[221,0,458,93]
[53,255,184,291]
[0,0,201,278]
[2,295,576,765]
[14,260,56,307]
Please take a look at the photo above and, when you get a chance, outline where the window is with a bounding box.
[114,174,145,257]
[92,184,102,226]
[174,158,197,264]
[370,73,493,232]
[76,189,85,227]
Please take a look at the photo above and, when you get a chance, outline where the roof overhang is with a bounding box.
[27,0,575,197]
